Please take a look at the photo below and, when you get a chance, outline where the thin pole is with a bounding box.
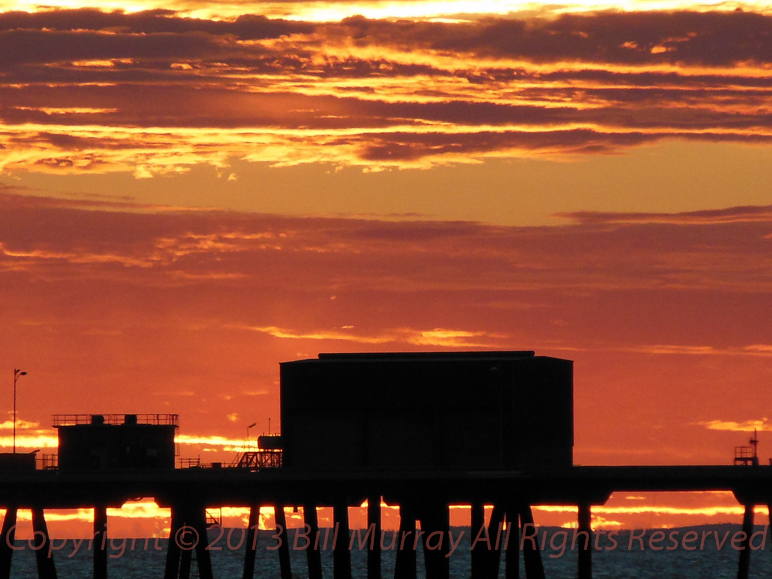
[12,371,16,455]
[12,370,26,454]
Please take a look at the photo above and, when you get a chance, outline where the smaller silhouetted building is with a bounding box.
[0,453,36,471]
[54,414,178,471]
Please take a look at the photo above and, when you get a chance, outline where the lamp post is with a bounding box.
[13,369,26,454]
[246,422,256,451]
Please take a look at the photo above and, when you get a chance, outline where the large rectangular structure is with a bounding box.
[280,351,573,472]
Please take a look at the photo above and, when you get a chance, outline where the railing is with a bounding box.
[53,414,179,427]
[234,450,283,470]
[735,446,754,458]
[734,446,757,466]
[178,451,283,471]
[179,457,201,469]
[205,508,222,527]
[40,454,58,470]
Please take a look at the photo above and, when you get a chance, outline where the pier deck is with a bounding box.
[1,465,772,508]
[1,465,771,579]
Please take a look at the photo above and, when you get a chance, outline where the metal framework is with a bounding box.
[234,449,283,470]
[52,413,179,427]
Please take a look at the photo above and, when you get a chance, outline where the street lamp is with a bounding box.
[246,422,256,451]
[13,369,26,454]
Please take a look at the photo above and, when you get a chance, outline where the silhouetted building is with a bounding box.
[54,414,178,471]
[258,435,283,450]
[280,351,572,472]
[0,452,36,471]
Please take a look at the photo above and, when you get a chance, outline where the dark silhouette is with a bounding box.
[0,353,770,579]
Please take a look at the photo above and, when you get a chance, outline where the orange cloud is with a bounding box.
[700,419,772,432]
[558,205,772,225]
[237,324,504,347]
[3,10,772,172]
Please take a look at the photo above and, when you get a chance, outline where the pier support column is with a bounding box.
[577,503,593,579]
[767,504,772,569]
[504,509,519,579]
[486,505,505,579]
[164,508,183,579]
[243,505,260,579]
[179,546,192,579]
[274,506,293,579]
[191,509,213,579]
[519,505,544,579]
[333,500,352,579]
[419,503,449,579]
[164,505,213,579]
[93,505,108,579]
[471,502,485,579]
[368,495,382,579]
[31,508,57,579]
[737,503,754,579]
[0,507,18,579]
[304,504,323,579]
[394,504,417,579]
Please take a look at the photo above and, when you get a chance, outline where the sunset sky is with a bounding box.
[1,0,772,533]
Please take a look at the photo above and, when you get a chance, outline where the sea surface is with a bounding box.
[6,525,772,578]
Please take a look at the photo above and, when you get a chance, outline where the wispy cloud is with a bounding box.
[699,419,772,432]
[558,205,772,225]
[2,190,771,295]
[0,434,59,449]
[238,325,392,343]
[0,418,39,430]
[625,344,772,357]
[236,324,506,348]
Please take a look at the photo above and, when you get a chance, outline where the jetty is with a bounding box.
[0,351,769,579]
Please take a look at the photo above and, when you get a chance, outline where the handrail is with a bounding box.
[53,414,179,427]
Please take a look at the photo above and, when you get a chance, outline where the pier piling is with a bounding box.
[164,508,184,579]
[93,504,107,579]
[333,500,352,579]
[577,503,592,579]
[486,505,505,579]
[519,505,545,579]
[164,505,213,579]
[504,510,519,579]
[243,505,259,579]
[0,507,17,579]
[191,508,214,579]
[394,504,417,579]
[470,501,485,579]
[179,545,192,579]
[419,503,449,579]
[304,504,323,579]
[367,495,382,579]
[31,508,57,579]
[737,503,754,579]
[274,505,293,579]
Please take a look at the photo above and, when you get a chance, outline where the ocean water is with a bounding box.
[6,525,772,578]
